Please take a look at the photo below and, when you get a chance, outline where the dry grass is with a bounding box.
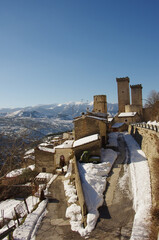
[149,157,159,239]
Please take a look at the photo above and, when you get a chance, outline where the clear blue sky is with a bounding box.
[0,0,159,108]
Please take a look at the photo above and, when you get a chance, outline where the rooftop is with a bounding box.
[73,134,99,148]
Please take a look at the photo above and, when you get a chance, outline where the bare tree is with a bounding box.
[144,90,159,108]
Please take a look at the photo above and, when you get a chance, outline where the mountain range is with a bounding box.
[0,102,118,139]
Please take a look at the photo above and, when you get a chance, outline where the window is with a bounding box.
[42,167,46,172]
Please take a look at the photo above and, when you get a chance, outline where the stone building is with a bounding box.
[54,140,74,168]
[115,77,143,125]
[35,146,55,173]
[93,95,107,113]
[74,95,107,148]
[116,77,130,113]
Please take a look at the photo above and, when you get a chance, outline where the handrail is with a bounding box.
[131,123,159,132]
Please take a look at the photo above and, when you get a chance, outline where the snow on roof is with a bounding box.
[6,165,35,178]
[112,122,125,128]
[38,146,55,153]
[25,149,35,155]
[35,172,53,180]
[55,140,74,149]
[73,134,99,148]
[118,112,137,117]
[39,142,51,147]
[108,117,113,122]
[87,115,107,121]
[74,114,106,122]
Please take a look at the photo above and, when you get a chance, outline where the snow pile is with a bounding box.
[65,159,73,178]
[107,132,119,147]
[6,164,35,178]
[0,199,21,220]
[0,196,39,221]
[64,179,78,204]
[123,132,152,240]
[64,149,118,237]
[13,200,47,240]
[147,120,159,126]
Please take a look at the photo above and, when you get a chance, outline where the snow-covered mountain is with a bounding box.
[1,102,118,119]
[0,102,118,140]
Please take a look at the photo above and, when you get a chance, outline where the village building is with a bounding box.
[73,95,108,149]
[113,77,143,126]
[35,146,55,173]
[54,140,74,168]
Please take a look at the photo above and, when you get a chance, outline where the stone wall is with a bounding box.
[128,125,159,160]
[73,156,87,227]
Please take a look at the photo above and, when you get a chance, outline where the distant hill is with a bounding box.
[0,102,118,139]
[1,102,118,119]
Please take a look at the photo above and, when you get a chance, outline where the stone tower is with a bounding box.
[130,84,143,107]
[93,95,107,113]
[116,77,130,113]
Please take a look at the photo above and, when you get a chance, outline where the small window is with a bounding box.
[125,119,127,122]
[42,167,46,172]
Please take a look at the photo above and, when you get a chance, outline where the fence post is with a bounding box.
[24,198,29,214]
[14,208,20,226]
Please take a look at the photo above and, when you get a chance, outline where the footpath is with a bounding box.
[88,134,135,240]
[35,176,83,240]
[36,135,135,239]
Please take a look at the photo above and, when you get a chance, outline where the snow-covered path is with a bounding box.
[88,133,135,239]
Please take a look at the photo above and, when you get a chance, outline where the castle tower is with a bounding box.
[93,95,107,113]
[116,77,130,113]
[130,84,143,107]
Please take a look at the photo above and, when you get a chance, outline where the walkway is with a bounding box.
[35,175,83,240]
[88,134,135,239]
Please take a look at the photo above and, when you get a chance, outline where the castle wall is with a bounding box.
[128,125,159,160]
[116,77,130,113]
[93,95,107,113]
[128,125,159,206]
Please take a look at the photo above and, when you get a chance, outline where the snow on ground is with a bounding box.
[6,164,35,178]
[0,199,21,220]
[107,132,119,147]
[63,148,118,237]
[0,196,39,222]
[13,200,48,240]
[123,132,152,240]
[147,120,159,126]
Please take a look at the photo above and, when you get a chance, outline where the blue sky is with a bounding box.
[0,0,159,108]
